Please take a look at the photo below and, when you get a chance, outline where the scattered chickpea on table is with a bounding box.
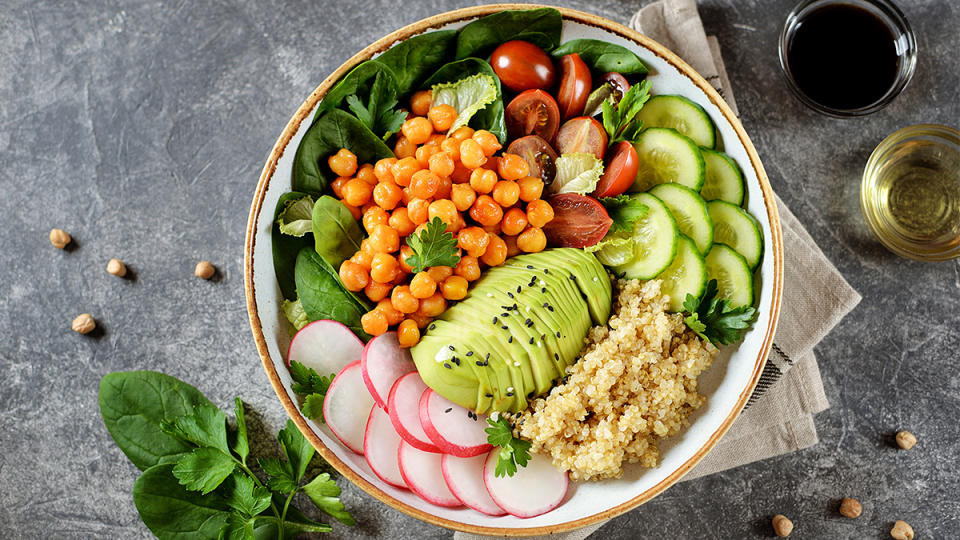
[772,514,794,537]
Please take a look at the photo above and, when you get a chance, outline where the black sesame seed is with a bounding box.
[525,318,532,325]
[492,317,498,324]
[548,305,554,312]
[526,265,534,269]
[516,285,522,293]
[429,323,436,330]
[501,325,509,330]
[582,292,588,300]
[485,393,493,398]
[508,336,513,343]
[466,351,474,356]
[444,363,452,369]
[556,331,561,338]
[507,292,514,299]
[486,353,491,360]
[448,345,455,351]
[476,361,484,366]
[570,274,576,280]
[529,337,534,344]
[452,356,460,366]
[541,287,547,293]
[544,268,549,274]
[444,407,452,413]
[507,392,514,397]
[527,392,534,398]
[554,353,559,360]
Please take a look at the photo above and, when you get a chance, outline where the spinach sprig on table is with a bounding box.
[100,370,353,540]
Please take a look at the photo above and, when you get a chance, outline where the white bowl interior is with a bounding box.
[250,15,776,531]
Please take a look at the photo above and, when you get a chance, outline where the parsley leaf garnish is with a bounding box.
[404,216,461,273]
[346,71,407,140]
[600,195,648,233]
[485,417,532,478]
[683,279,758,346]
[289,361,334,423]
[601,80,652,143]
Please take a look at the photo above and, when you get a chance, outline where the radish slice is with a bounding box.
[441,453,506,516]
[361,332,417,410]
[322,361,374,455]
[363,405,406,489]
[398,441,461,507]
[387,373,440,453]
[286,320,363,378]
[483,450,569,518]
[419,389,493,457]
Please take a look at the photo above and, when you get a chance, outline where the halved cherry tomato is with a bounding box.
[505,135,558,185]
[542,193,613,248]
[592,141,640,198]
[554,116,608,160]
[505,90,561,142]
[600,72,630,103]
[491,40,557,93]
[557,53,592,121]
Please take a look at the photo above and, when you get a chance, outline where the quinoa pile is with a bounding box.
[517,278,717,481]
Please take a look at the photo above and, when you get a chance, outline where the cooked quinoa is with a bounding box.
[517,278,717,481]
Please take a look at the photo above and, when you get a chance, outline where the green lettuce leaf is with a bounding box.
[430,73,498,133]
[548,153,604,195]
[281,299,310,331]
[276,196,315,237]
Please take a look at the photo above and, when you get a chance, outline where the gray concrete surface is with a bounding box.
[1,0,958,538]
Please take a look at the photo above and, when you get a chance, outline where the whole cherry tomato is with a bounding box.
[491,40,557,93]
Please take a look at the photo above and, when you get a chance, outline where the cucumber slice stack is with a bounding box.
[648,183,713,255]
[657,235,707,313]
[611,193,678,280]
[700,148,745,205]
[630,128,705,193]
[635,95,716,148]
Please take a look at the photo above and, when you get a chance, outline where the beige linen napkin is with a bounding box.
[455,1,861,538]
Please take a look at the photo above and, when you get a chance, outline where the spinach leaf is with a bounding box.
[292,108,394,196]
[423,58,507,143]
[294,247,372,341]
[312,195,364,269]
[455,8,563,59]
[313,60,396,121]
[551,39,649,76]
[99,371,216,471]
[375,29,458,97]
[272,192,314,301]
[133,464,231,539]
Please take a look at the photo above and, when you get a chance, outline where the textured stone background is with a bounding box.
[1,0,958,538]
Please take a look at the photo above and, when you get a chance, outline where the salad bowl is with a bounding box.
[244,4,783,535]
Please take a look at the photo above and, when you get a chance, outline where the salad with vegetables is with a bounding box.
[271,7,763,520]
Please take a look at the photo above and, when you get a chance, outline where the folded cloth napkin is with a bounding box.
[455,1,861,538]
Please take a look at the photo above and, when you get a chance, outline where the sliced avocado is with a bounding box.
[414,333,482,410]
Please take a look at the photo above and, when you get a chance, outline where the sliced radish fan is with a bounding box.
[387,372,440,453]
[322,361,374,455]
[361,332,417,410]
[483,450,569,518]
[398,441,462,507]
[287,320,363,377]
[441,453,506,516]
[419,389,492,457]
[364,405,406,489]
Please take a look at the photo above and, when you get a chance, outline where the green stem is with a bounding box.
[280,489,296,532]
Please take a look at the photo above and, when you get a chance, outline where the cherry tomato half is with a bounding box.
[554,116,608,160]
[542,193,613,248]
[506,135,558,185]
[557,53,592,121]
[505,89,561,143]
[592,141,640,198]
[491,40,557,93]
[600,72,631,103]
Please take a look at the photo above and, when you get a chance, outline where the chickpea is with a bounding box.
[503,235,521,257]
[501,207,529,236]
[459,138,486,169]
[417,293,447,318]
[449,126,475,141]
[349,249,373,270]
[771,515,793,537]
[455,255,482,281]
[194,261,216,280]
[469,168,497,194]
[409,271,438,299]
[364,280,393,302]
[361,310,389,336]
[106,258,127,278]
[890,520,914,540]
[372,181,403,211]
[480,235,508,266]
[391,156,421,187]
[440,275,468,300]
[388,207,417,237]
[72,313,96,334]
[374,157,398,183]
[415,143,439,168]
[401,117,434,145]
[369,224,400,253]
[394,135,416,159]
[407,198,430,226]
[409,169,440,199]
[517,176,544,202]
[398,245,415,273]
[397,319,421,347]
[391,285,420,314]
[472,129,502,156]
[469,195,503,227]
[363,206,390,233]
[427,104,458,132]
[342,178,373,207]
[376,299,405,325]
[896,430,917,450]
[457,226,490,258]
[407,312,432,329]
[49,228,72,249]
[517,226,547,253]
[328,148,358,177]
[839,498,862,519]
[369,252,400,284]
[426,266,454,283]
[526,199,555,228]
[428,151,456,178]
[330,176,349,198]
[356,163,377,185]
[428,199,459,230]
[410,90,432,116]
[498,153,530,181]
[338,260,369,291]
[492,180,520,207]
[440,137,461,160]
[450,183,477,212]
[450,161,472,184]
[435,175,453,200]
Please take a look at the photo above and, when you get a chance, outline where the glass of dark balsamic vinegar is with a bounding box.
[779,0,917,116]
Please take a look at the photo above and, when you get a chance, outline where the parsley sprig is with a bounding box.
[600,195,648,233]
[345,71,407,140]
[404,216,461,273]
[601,79,652,143]
[485,417,532,477]
[683,279,757,346]
[289,361,335,422]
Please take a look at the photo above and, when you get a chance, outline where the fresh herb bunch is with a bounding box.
[600,195,648,233]
[485,417,532,477]
[683,279,757,346]
[601,79,652,143]
[404,216,461,273]
[289,361,335,422]
[99,371,353,540]
[345,71,407,141]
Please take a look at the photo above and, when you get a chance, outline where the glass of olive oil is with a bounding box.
[861,124,960,261]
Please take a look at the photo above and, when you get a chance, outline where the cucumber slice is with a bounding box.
[635,95,716,148]
[612,193,678,280]
[705,244,754,309]
[657,235,707,313]
[700,148,745,205]
[648,183,713,256]
[630,128,705,193]
[707,200,763,270]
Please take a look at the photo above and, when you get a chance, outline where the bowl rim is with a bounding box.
[244,4,784,535]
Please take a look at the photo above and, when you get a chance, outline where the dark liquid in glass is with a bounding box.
[787,3,900,110]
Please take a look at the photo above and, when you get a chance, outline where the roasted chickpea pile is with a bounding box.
[329,92,556,347]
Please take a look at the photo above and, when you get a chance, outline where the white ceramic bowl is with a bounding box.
[245,5,783,536]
